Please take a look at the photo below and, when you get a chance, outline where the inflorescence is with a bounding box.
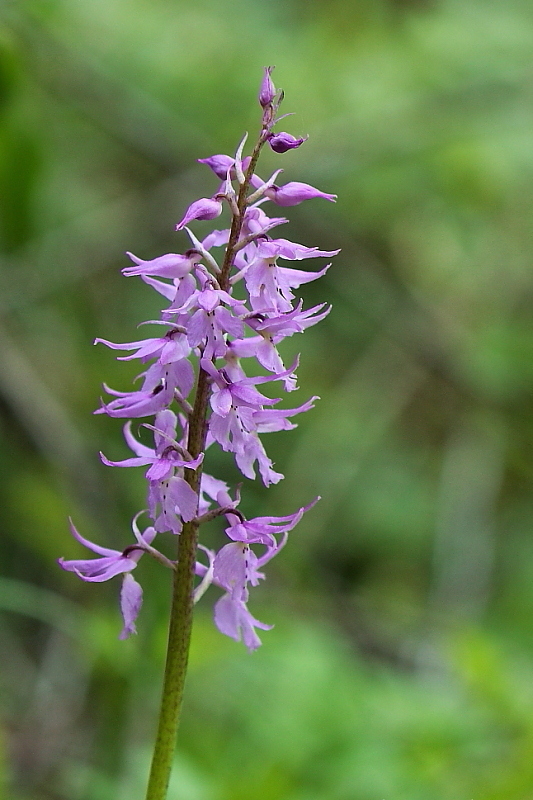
[59,67,338,651]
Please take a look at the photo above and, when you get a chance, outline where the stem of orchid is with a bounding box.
[143,134,265,800]
[143,517,199,800]
[219,132,267,291]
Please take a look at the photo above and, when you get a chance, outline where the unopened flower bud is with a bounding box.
[175,198,223,230]
[123,250,201,278]
[258,66,276,108]
[268,132,308,154]
[197,155,235,180]
[265,181,337,206]
[198,154,253,181]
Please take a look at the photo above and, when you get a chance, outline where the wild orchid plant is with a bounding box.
[59,68,337,800]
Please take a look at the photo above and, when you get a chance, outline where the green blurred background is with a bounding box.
[2,0,533,798]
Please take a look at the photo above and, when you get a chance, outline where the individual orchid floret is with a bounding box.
[58,518,157,639]
[201,357,285,418]
[159,267,245,356]
[122,251,201,279]
[100,427,203,482]
[58,518,155,582]
[95,374,174,419]
[252,395,319,433]
[224,499,318,546]
[244,250,332,314]
[100,412,202,529]
[245,300,332,339]
[183,283,245,359]
[95,361,193,418]
[212,528,290,650]
[176,197,223,230]
[94,324,191,366]
[268,131,308,153]
[226,336,296,389]
[212,542,272,651]
[209,397,313,483]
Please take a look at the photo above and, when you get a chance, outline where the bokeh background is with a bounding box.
[2,0,533,798]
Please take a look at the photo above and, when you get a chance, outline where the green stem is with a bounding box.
[219,132,266,291]
[143,368,208,800]
[143,132,267,800]
[143,518,199,800]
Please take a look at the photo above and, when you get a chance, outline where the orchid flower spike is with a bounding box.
[63,68,336,650]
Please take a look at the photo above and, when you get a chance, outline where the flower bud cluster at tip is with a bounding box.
[258,66,308,156]
[59,70,338,651]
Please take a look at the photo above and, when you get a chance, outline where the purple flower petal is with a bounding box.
[213,542,248,594]
[123,421,155,459]
[167,476,198,523]
[73,556,138,583]
[145,457,174,482]
[65,518,118,557]
[214,594,272,651]
[257,239,340,261]
[119,574,143,639]
[100,453,152,469]
[210,386,233,416]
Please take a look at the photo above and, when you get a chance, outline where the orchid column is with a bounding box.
[59,68,338,800]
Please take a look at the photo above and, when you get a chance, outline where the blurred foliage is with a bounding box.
[1,0,533,797]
